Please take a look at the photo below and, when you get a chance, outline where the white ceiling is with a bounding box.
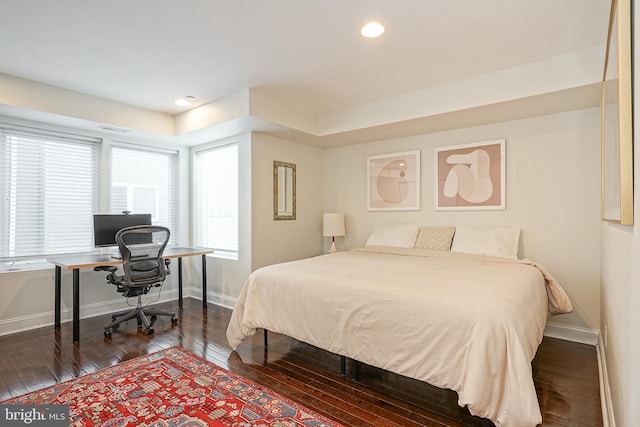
[0,0,609,118]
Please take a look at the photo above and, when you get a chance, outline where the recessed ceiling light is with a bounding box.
[361,22,385,38]
[174,96,195,106]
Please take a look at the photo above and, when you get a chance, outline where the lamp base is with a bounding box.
[327,241,338,253]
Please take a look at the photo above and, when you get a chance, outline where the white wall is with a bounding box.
[598,4,640,425]
[324,108,601,334]
[600,221,637,426]
[250,133,324,271]
[193,132,325,307]
[0,73,174,137]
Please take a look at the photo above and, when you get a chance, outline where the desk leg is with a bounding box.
[54,266,61,328]
[73,268,80,342]
[178,257,183,307]
[201,254,207,309]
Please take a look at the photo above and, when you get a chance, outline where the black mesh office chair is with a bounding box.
[95,225,177,337]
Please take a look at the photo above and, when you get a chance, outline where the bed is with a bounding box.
[226,233,572,427]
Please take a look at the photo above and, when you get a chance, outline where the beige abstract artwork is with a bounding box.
[435,140,505,210]
[367,150,420,211]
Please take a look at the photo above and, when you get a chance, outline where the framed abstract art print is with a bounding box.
[367,150,420,211]
[434,140,505,210]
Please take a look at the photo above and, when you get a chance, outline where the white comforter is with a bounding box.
[226,246,573,427]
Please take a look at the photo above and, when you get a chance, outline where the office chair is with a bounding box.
[95,225,177,337]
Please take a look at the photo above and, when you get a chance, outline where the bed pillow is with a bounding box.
[414,226,455,251]
[450,225,520,259]
[365,224,420,248]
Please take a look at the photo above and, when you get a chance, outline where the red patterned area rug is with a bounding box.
[3,346,344,426]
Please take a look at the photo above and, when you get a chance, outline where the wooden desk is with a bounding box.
[47,247,213,342]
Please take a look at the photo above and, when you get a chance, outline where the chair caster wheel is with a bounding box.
[137,320,143,326]
[146,328,154,335]
[111,315,117,321]
[104,329,112,338]
[171,317,178,324]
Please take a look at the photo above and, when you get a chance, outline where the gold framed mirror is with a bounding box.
[601,0,633,224]
[274,161,296,220]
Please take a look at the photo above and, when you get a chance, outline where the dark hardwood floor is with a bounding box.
[0,298,602,426]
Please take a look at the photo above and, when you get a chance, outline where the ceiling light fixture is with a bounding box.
[361,22,385,38]
[174,96,195,106]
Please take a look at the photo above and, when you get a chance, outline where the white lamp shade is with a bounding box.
[323,213,345,237]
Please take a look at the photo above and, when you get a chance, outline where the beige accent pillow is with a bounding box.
[414,227,456,251]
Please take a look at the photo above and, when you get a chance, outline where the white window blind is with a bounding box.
[194,143,238,258]
[0,126,99,257]
[110,144,178,245]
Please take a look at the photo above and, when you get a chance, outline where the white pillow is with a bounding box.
[365,224,420,248]
[450,225,520,259]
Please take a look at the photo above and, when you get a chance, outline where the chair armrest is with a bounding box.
[94,265,123,287]
[93,265,118,273]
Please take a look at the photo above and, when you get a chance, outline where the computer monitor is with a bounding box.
[93,213,152,247]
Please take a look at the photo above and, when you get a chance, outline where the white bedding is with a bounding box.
[226,246,573,427]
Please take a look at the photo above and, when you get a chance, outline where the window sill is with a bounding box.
[207,251,238,261]
[0,259,53,273]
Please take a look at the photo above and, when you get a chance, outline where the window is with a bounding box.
[110,144,178,245]
[194,143,238,259]
[0,125,99,257]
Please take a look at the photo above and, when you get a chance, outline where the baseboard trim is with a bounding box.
[543,321,598,345]
[189,287,237,310]
[0,311,56,337]
[597,335,616,427]
[0,289,179,337]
